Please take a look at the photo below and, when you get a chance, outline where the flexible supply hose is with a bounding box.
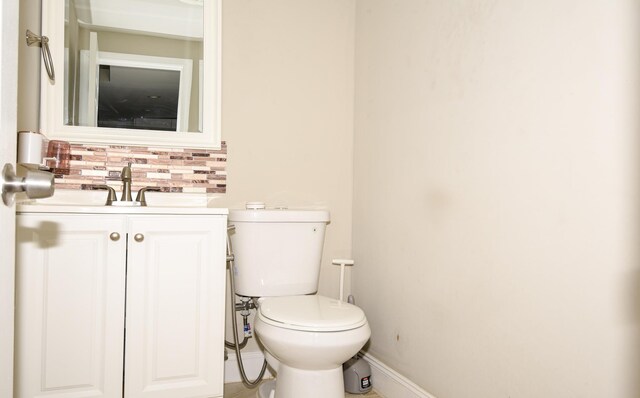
[224,316,249,349]
[226,227,268,387]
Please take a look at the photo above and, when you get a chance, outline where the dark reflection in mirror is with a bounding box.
[98,66,180,131]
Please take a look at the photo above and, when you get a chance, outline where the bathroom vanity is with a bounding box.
[14,204,227,398]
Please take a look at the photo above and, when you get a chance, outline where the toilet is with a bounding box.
[228,206,371,398]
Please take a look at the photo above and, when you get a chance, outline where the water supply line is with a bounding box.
[224,303,251,350]
[225,224,268,387]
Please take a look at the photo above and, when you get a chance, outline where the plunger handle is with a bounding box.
[332,259,355,302]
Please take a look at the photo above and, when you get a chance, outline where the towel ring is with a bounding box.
[26,30,55,82]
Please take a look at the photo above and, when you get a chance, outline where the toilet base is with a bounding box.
[260,365,345,398]
[257,380,275,398]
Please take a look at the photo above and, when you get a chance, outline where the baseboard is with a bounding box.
[224,348,436,398]
[224,350,274,383]
[360,352,437,398]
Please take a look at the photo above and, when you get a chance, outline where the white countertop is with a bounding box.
[17,190,228,215]
[17,203,228,215]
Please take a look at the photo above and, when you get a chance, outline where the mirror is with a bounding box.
[41,0,221,148]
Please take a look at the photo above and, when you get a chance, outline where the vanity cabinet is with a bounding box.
[15,211,227,398]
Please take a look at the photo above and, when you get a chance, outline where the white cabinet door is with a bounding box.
[124,215,226,398]
[15,214,127,398]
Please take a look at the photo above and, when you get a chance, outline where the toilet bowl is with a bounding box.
[254,295,371,398]
[228,206,370,398]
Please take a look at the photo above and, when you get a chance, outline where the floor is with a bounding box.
[223,381,384,398]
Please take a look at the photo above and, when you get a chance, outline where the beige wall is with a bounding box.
[216,0,356,349]
[353,0,640,397]
[218,0,356,298]
[17,0,41,132]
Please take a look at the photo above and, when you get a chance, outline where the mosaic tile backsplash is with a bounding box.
[53,142,227,193]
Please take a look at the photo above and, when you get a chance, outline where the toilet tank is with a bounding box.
[228,208,330,297]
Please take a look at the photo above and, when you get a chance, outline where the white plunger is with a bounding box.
[332,259,354,302]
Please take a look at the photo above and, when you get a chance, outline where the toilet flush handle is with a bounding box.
[332,259,354,302]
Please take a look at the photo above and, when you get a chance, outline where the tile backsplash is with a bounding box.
[53,142,227,194]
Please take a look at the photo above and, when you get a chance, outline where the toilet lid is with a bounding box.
[257,295,367,332]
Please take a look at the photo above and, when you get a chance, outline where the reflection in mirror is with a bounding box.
[64,0,204,134]
[97,66,181,131]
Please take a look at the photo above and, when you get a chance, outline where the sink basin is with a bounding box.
[110,201,142,207]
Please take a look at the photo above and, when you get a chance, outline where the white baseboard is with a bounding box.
[361,353,437,398]
[224,348,435,398]
[225,350,274,383]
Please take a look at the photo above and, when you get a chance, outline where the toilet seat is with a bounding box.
[257,295,367,332]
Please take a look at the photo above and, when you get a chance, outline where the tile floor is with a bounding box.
[223,381,383,398]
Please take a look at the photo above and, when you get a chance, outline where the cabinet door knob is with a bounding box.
[109,232,120,241]
[134,233,144,242]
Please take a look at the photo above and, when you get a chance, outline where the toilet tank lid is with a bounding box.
[228,209,330,223]
[258,295,367,332]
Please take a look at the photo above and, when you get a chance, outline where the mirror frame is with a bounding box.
[40,0,222,149]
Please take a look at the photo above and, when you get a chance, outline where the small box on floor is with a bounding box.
[344,356,372,394]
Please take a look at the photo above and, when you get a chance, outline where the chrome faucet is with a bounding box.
[120,163,132,201]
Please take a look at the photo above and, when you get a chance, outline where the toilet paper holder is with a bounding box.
[17,131,69,173]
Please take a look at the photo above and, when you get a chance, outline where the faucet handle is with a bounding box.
[121,163,132,181]
[135,186,162,207]
[91,185,117,205]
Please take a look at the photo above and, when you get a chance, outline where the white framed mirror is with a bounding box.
[41,0,221,149]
